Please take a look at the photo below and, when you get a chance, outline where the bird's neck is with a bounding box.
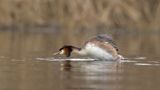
[72,47,87,56]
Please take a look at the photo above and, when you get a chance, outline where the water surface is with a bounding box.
[0,27,160,90]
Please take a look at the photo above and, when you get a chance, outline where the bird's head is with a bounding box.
[53,45,74,57]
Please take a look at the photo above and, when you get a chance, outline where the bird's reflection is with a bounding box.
[59,61,123,90]
[60,61,72,71]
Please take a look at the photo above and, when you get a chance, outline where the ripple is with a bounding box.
[135,63,160,66]
[36,57,95,62]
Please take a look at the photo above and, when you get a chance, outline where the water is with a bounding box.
[0,27,160,90]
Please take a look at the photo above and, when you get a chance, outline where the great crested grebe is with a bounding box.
[54,34,123,60]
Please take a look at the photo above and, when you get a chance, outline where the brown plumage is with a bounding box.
[59,45,81,57]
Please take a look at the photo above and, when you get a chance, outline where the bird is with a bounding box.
[54,34,123,60]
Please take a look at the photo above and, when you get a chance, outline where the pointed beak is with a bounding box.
[53,51,60,56]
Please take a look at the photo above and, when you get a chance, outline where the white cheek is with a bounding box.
[59,50,64,54]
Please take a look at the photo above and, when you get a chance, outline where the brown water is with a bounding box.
[0,27,160,90]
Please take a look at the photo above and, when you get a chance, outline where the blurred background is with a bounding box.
[0,0,160,58]
[0,1,160,90]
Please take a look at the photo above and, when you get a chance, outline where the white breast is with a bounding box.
[84,43,114,60]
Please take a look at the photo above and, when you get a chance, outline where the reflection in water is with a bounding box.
[60,61,72,71]
[0,28,160,90]
[60,61,123,90]
[0,58,160,90]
